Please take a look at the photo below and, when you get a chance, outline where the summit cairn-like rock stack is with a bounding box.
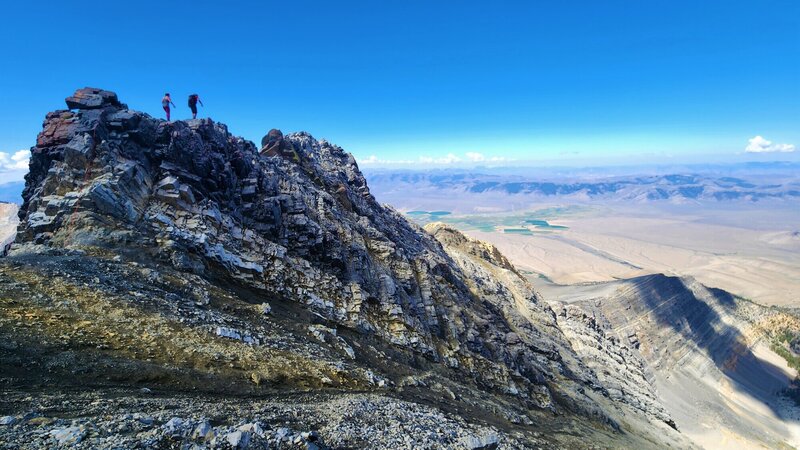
[65,87,125,110]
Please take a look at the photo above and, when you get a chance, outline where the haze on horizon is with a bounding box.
[1,0,798,181]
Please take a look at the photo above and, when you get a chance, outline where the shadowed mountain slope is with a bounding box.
[558,274,800,448]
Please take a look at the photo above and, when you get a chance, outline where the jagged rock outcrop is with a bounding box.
[551,303,674,427]
[17,87,579,400]
[1,88,697,448]
[425,223,678,426]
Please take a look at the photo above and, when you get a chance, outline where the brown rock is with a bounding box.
[65,87,124,110]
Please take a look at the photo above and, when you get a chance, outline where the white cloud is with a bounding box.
[745,136,795,153]
[465,152,508,163]
[465,152,485,162]
[420,154,459,164]
[358,152,510,166]
[0,150,30,172]
[433,153,462,164]
[357,155,415,165]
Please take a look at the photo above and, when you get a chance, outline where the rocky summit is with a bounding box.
[0,88,707,449]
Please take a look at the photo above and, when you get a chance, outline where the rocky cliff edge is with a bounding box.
[0,88,690,449]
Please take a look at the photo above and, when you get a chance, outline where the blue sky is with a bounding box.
[0,0,798,179]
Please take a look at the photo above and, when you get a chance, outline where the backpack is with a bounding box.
[188,94,198,106]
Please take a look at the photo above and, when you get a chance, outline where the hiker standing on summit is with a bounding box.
[188,93,203,119]
[161,93,176,121]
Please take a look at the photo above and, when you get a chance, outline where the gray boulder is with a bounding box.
[65,87,124,110]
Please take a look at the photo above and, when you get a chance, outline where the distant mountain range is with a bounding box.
[364,164,800,204]
[0,181,23,203]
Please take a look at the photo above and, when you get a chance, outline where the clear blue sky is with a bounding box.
[1,0,798,175]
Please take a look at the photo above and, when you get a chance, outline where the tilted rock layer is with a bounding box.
[19,89,571,396]
[2,88,696,448]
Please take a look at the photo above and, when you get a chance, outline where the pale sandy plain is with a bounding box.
[0,203,18,250]
[465,203,800,307]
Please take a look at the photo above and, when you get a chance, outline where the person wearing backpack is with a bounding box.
[161,93,176,121]
[188,94,204,119]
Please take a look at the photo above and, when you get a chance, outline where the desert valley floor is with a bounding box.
[397,202,800,308]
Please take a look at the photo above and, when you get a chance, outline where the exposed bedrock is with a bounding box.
[1,88,711,448]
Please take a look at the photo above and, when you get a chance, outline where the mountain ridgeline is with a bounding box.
[0,88,795,449]
[363,168,800,203]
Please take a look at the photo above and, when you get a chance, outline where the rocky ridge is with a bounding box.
[562,274,800,447]
[1,88,694,448]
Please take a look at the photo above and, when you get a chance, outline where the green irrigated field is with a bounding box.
[404,206,587,234]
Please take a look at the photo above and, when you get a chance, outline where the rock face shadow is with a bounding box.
[630,274,796,422]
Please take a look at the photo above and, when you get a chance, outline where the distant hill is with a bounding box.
[0,181,24,203]
[363,166,800,208]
